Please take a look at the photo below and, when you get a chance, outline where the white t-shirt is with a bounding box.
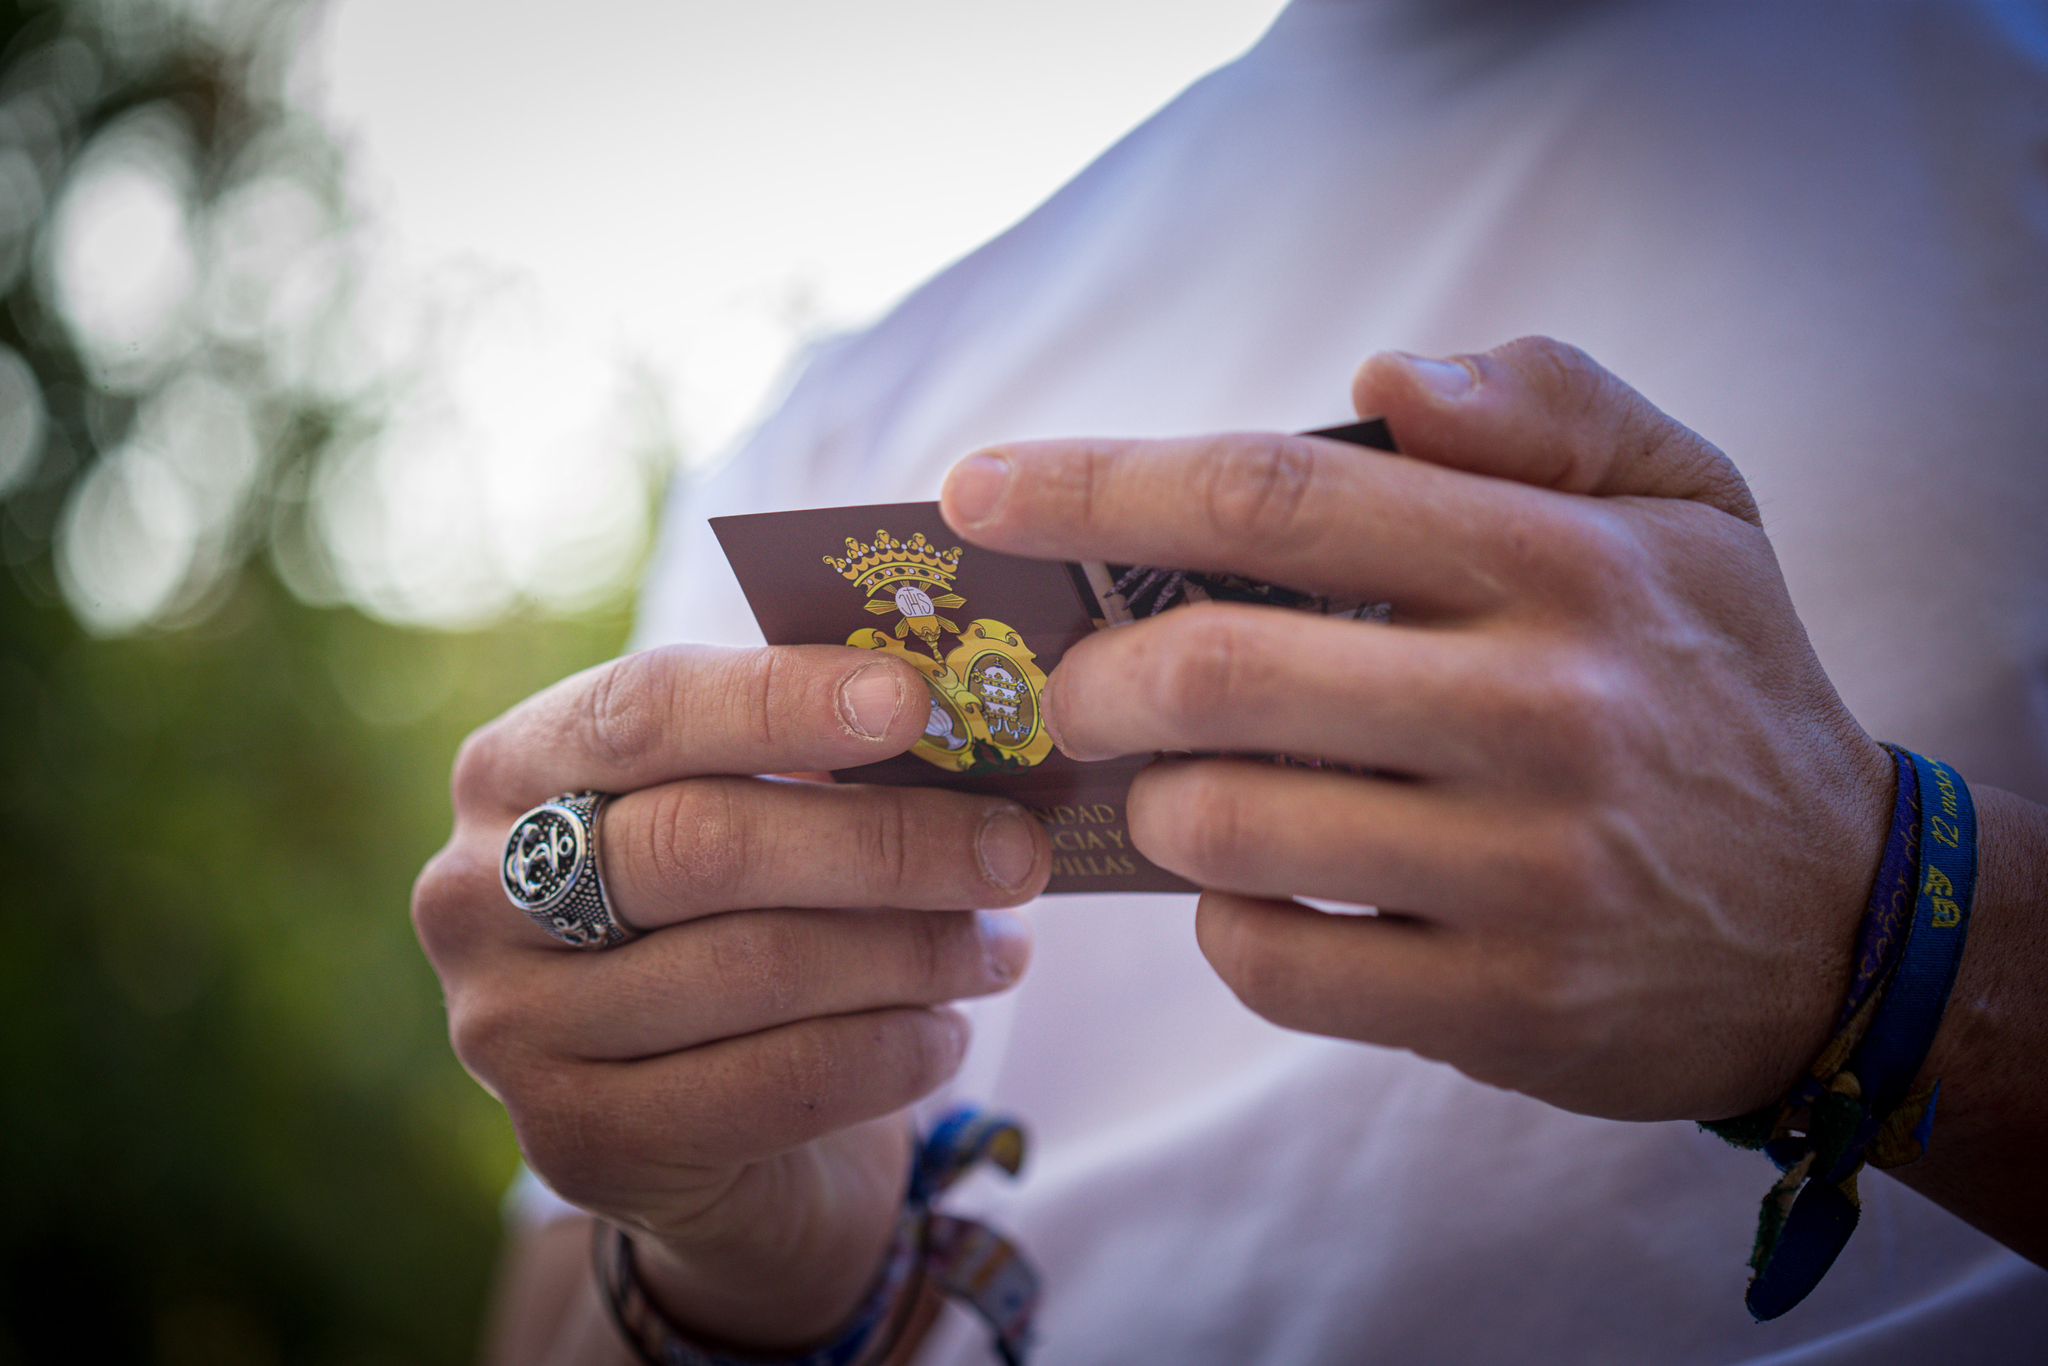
[545,1,2048,1358]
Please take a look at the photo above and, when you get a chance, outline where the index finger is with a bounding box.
[453,644,928,815]
[939,431,1555,616]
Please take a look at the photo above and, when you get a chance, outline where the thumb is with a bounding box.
[1352,336,1760,526]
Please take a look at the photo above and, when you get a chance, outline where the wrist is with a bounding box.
[596,1106,1040,1366]
[627,1115,916,1352]
[633,1201,905,1354]
[1743,731,1898,1114]
[1705,745,1990,1319]
[1882,781,2048,1266]
[1904,782,2024,1128]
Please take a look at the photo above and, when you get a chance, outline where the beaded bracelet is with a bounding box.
[1703,746,1980,1319]
[596,1107,1040,1365]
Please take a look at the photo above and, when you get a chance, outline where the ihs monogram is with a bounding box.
[824,530,966,660]
[823,529,1053,774]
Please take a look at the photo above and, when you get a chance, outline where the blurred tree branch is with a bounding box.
[0,4,651,1361]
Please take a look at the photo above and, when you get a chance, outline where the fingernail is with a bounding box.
[975,807,1039,892]
[1399,353,1473,400]
[838,663,905,740]
[1040,670,1072,757]
[946,450,1012,528]
[976,910,1031,984]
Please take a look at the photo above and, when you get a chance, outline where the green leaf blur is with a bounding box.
[0,2,661,1360]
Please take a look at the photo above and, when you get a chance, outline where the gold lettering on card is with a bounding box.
[1029,802,1140,880]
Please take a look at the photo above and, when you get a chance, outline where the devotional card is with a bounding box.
[709,419,1396,895]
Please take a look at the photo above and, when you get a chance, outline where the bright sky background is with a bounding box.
[41,0,1293,633]
[309,0,1291,460]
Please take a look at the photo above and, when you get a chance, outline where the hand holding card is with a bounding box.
[712,420,1397,894]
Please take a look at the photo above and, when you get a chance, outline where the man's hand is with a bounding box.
[940,336,1896,1123]
[412,644,1048,1351]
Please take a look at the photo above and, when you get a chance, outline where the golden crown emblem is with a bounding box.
[824,525,1052,775]
[823,529,964,596]
[823,528,968,659]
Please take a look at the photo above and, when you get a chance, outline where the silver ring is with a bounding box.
[501,792,636,949]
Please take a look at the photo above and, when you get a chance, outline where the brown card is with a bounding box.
[708,419,1398,897]
[711,503,1188,894]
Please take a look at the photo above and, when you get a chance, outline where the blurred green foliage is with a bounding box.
[0,1,661,1361]
[2,580,631,1366]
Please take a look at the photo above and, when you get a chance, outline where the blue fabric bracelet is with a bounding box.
[1840,750,1980,1142]
[1706,746,1981,1321]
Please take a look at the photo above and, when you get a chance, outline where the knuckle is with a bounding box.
[730,647,784,751]
[646,780,750,906]
[1198,905,1296,1026]
[510,1083,628,1211]
[907,912,956,989]
[768,1014,958,1126]
[1559,508,1652,598]
[1492,337,1610,490]
[1563,661,1635,772]
[447,989,532,1083]
[1493,501,1637,598]
[1200,435,1318,544]
[915,1012,965,1088]
[1168,771,1254,884]
[1025,439,1115,531]
[858,790,916,891]
[1509,651,1634,780]
[1070,442,1113,531]
[877,1011,962,1097]
[449,726,503,812]
[1513,825,1608,915]
[1503,335,1603,408]
[584,650,667,768]
[766,1021,843,1115]
[411,846,488,965]
[705,915,809,1018]
[1476,499,1551,584]
[1150,608,1250,726]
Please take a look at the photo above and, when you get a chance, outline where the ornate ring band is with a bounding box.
[501,792,635,949]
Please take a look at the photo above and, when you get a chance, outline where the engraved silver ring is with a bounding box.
[501,792,636,949]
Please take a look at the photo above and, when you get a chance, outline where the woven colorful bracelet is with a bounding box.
[597,1106,1039,1366]
[1703,745,1980,1320]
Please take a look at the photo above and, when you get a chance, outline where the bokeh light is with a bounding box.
[53,435,199,633]
[309,282,664,630]
[41,104,200,390]
[0,4,1288,1359]
[0,345,44,496]
[14,0,1287,639]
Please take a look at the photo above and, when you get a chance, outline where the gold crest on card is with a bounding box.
[825,530,1053,772]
